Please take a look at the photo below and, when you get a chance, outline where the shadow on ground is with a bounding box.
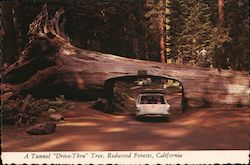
[2,101,249,151]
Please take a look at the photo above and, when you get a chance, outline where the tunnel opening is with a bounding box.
[103,75,187,115]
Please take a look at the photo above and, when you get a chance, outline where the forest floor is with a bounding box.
[2,96,249,151]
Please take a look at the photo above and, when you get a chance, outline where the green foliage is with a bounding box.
[10,0,249,70]
[26,99,50,116]
[222,0,249,70]
[170,0,229,66]
[63,0,155,60]
[2,95,75,125]
[48,95,75,111]
[169,0,248,70]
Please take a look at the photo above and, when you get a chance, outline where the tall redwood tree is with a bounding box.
[159,0,165,63]
[218,0,224,26]
[2,1,18,65]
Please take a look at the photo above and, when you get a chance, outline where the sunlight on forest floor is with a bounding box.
[2,100,249,151]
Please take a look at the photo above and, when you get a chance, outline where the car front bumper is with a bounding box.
[136,113,169,118]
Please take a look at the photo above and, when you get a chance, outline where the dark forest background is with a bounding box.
[1,0,249,71]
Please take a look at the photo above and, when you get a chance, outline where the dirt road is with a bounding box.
[2,101,249,151]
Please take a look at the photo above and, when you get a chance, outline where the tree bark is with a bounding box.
[165,0,171,63]
[159,0,165,63]
[1,6,249,109]
[1,1,18,65]
[2,33,249,106]
[218,0,224,26]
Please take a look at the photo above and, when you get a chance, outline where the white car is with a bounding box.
[135,90,170,118]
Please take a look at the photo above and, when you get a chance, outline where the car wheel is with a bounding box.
[136,116,143,121]
[164,115,170,122]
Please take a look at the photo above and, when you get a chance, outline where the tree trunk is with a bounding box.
[159,0,165,63]
[2,33,249,106]
[218,0,224,26]
[1,1,18,65]
[1,6,249,109]
[165,0,171,63]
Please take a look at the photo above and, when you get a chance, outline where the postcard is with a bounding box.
[1,0,249,164]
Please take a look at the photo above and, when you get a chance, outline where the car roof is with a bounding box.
[139,93,164,96]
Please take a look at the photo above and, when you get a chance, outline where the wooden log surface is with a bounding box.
[2,5,249,108]
[68,47,250,106]
[2,37,249,107]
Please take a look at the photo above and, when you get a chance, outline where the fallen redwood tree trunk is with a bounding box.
[1,6,249,112]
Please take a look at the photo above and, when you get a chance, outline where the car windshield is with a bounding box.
[140,95,165,104]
